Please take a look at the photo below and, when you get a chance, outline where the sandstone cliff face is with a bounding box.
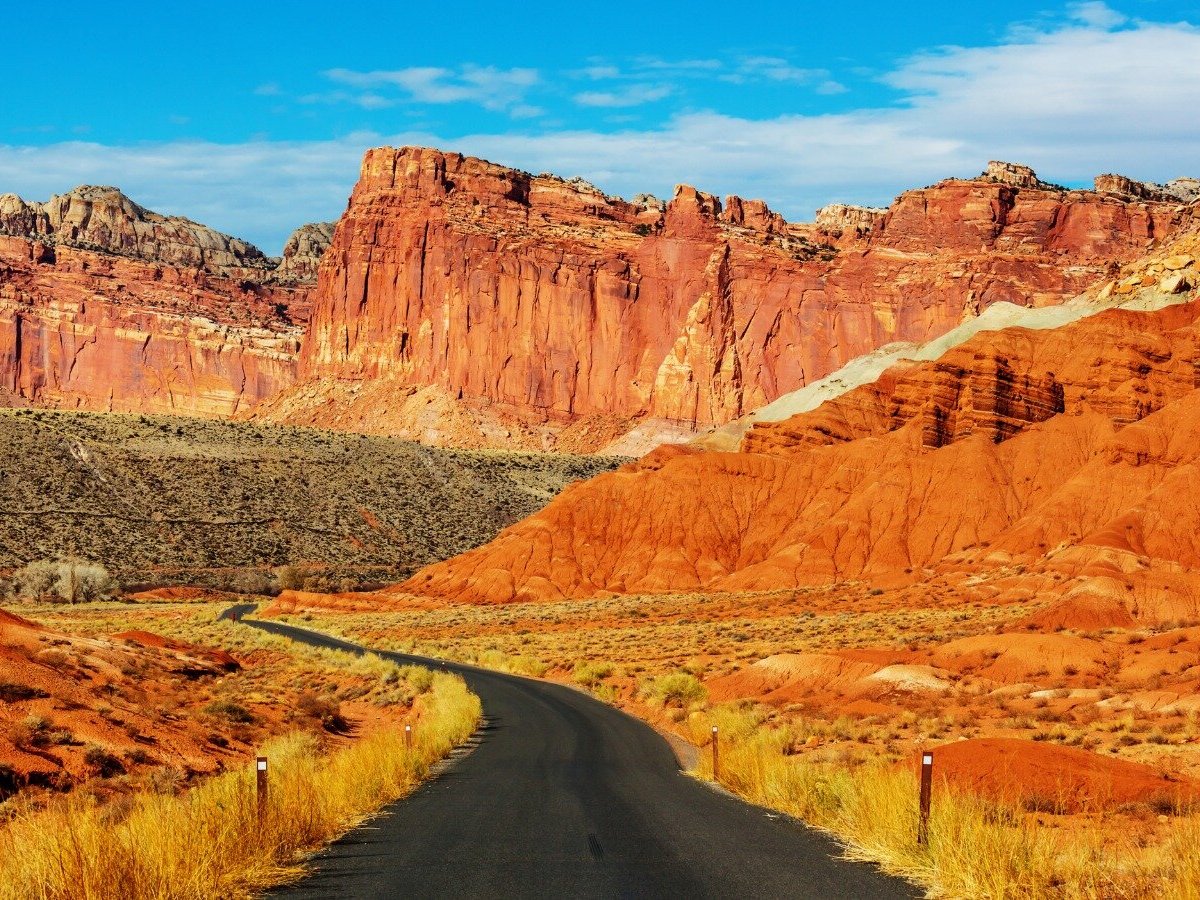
[0,187,325,416]
[3,152,1195,440]
[393,231,1200,613]
[263,148,1193,449]
[0,240,305,417]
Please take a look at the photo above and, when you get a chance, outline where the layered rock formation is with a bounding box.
[0,237,304,415]
[0,187,321,415]
[0,186,277,276]
[393,230,1200,618]
[3,152,1196,439]
[257,147,1195,450]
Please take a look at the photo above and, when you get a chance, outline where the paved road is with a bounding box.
[221,604,918,899]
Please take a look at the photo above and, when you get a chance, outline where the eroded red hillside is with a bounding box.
[393,232,1200,618]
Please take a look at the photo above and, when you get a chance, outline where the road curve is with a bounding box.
[221,605,919,899]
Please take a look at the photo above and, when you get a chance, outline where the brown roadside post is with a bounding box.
[711,725,719,782]
[405,723,413,751]
[256,756,269,824]
[917,751,933,845]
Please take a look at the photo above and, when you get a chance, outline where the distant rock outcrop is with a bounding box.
[1095,174,1200,204]
[814,203,886,233]
[0,186,276,277]
[276,221,335,282]
[983,160,1051,189]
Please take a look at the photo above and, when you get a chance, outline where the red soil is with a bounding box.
[0,611,251,794]
[921,738,1198,812]
[111,630,238,670]
[128,587,241,603]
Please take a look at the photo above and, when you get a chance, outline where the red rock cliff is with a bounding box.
[0,187,329,416]
[268,147,1192,449]
[0,236,305,415]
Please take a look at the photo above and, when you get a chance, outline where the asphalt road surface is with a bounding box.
[220,604,919,899]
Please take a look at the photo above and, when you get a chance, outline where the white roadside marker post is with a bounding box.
[918,752,933,845]
[256,756,269,825]
[711,725,720,782]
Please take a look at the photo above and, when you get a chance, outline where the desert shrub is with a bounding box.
[296,692,347,732]
[273,564,309,592]
[35,649,69,670]
[0,681,47,703]
[10,558,117,603]
[202,699,255,724]
[82,745,125,778]
[0,763,20,801]
[21,716,53,748]
[573,661,614,688]
[225,569,278,596]
[397,665,434,693]
[640,672,707,708]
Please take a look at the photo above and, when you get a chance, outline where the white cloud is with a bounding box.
[574,84,672,107]
[632,57,723,73]
[3,7,1197,255]
[576,65,621,80]
[815,80,848,95]
[1068,1,1127,28]
[738,56,828,83]
[323,65,538,113]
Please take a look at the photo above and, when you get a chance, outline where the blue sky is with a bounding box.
[2,1,1198,252]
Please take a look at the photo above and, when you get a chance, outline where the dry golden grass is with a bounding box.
[684,706,1200,899]
[0,669,479,899]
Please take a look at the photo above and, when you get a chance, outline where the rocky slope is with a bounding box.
[0,187,333,416]
[253,147,1195,450]
[0,408,620,590]
[392,229,1200,623]
[275,221,337,282]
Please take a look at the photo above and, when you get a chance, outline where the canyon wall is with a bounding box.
[1,154,1195,438]
[259,147,1194,449]
[0,187,331,415]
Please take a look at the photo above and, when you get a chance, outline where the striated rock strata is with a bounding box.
[0,236,305,415]
[256,148,1195,450]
